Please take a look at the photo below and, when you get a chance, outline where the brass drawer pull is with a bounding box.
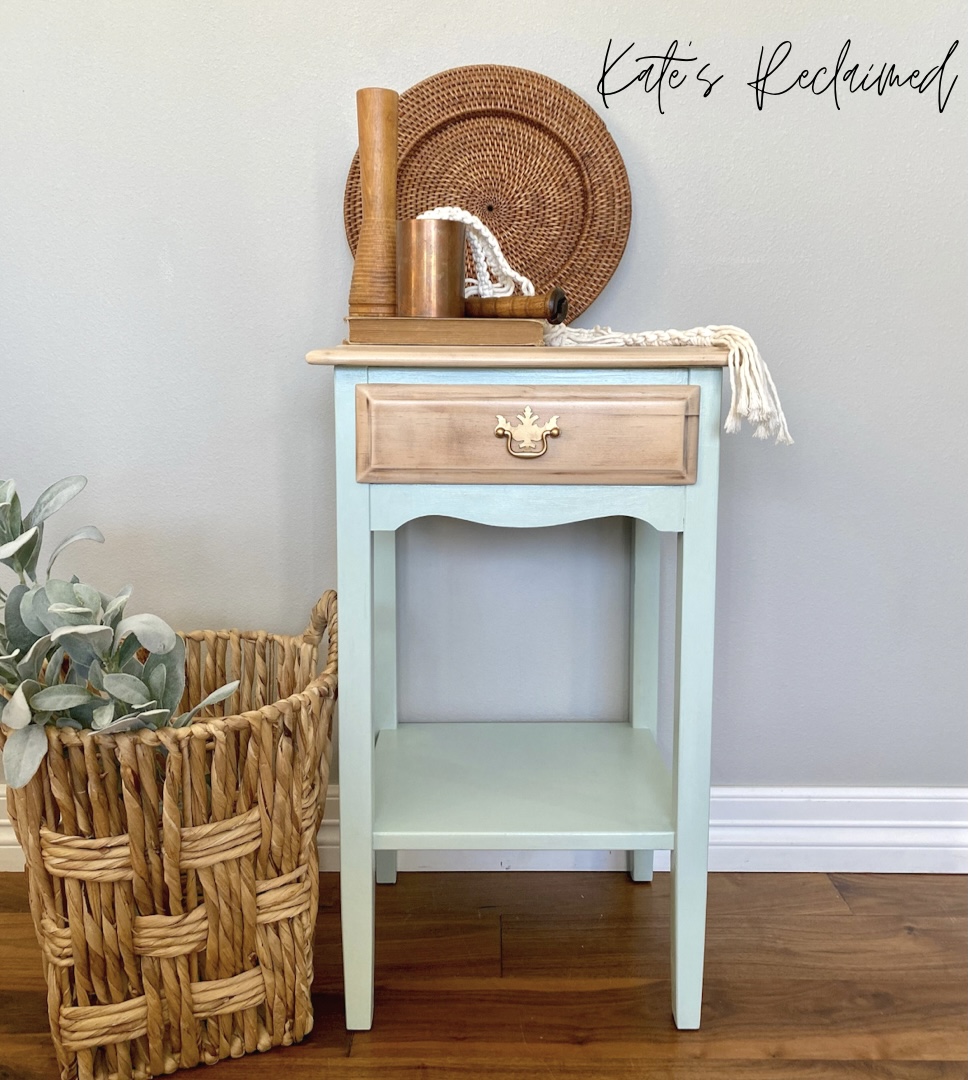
[495,406,561,459]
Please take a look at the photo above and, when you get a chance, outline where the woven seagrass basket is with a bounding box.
[0,591,338,1080]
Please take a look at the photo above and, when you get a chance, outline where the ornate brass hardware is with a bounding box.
[495,405,561,459]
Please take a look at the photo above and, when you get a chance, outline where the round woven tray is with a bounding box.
[343,65,631,322]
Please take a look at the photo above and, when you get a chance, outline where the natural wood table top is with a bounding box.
[307,343,730,368]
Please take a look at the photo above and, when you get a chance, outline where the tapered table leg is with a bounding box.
[669,526,714,1027]
[670,369,721,1029]
[629,517,662,883]
[373,530,399,886]
[335,368,376,1030]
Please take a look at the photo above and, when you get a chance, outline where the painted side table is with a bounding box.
[306,343,728,1031]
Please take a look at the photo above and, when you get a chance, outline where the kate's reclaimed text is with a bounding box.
[598,38,959,114]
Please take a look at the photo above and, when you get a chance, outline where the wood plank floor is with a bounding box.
[0,871,964,1079]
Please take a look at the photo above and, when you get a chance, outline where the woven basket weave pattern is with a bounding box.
[344,65,631,320]
[2,591,338,1080]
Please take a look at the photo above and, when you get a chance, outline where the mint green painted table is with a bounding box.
[308,343,728,1031]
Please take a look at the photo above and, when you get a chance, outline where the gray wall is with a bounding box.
[2,1,965,787]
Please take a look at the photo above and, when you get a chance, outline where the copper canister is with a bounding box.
[396,219,466,317]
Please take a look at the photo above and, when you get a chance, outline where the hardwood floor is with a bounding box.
[0,871,964,1079]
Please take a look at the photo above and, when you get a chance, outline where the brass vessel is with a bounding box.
[396,219,466,318]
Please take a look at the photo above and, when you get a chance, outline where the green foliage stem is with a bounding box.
[0,476,237,789]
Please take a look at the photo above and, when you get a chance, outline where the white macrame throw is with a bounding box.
[544,323,793,445]
[418,207,793,444]
[417,206,536,299]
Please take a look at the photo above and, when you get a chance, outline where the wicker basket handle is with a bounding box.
[303,590,338,697]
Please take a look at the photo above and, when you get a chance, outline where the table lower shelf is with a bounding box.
[372,721,675,851]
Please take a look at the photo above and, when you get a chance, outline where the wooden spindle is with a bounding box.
[348,88,399,317]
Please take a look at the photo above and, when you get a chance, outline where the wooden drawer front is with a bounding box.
[356,384,700,484]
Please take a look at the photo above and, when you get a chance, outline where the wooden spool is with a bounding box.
[465,287,569,324]
[348,87,399,317]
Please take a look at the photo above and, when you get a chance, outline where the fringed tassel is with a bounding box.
[544,322,793,445]
[415,205,792,445]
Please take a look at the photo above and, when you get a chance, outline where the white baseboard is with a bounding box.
[3,784,966,875]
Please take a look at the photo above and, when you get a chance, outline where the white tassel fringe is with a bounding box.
[544,323,793,445]
[416,207,792,444]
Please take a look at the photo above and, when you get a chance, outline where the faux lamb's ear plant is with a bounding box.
[0,476,238,789]
[0,476,102,595]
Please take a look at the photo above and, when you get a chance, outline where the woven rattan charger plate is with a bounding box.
[344,65,631,322]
